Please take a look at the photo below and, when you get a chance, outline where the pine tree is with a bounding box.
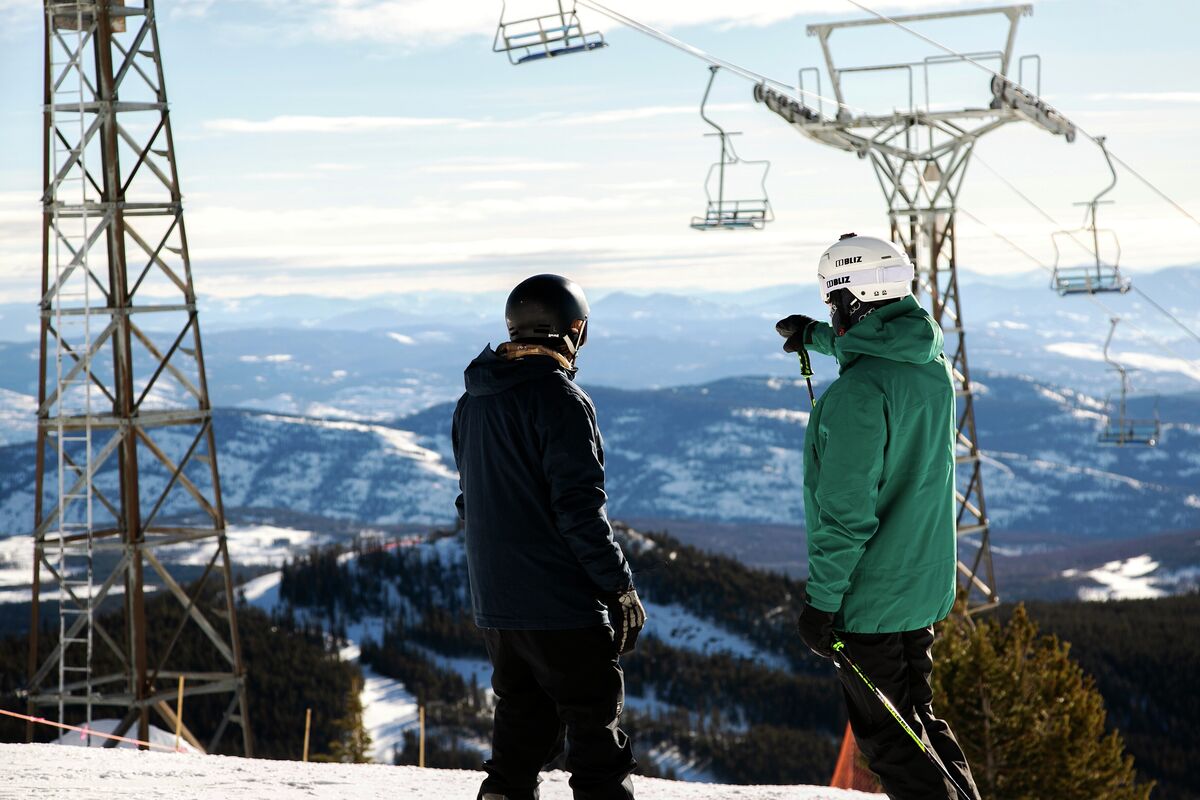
[327,671,374,764]
[932,605,1152,800]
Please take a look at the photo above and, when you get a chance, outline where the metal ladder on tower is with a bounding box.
[48,2,97,739]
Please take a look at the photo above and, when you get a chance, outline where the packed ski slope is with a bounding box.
[0,743,882,800]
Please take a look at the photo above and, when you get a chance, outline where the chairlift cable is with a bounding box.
[971,152,1200,348]
[575,0,866,115]
[1106,150,1200,230]
[973,151,1111,264]
[957,206,1199,370]
[844,0,1200,233]
[1130,286,1200,347]
[563,1,1200,355]
[578,0,779,86]
[972,153,1061,228]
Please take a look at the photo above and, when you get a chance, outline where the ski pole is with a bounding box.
[831,638,973,800]
[796,346,816,408]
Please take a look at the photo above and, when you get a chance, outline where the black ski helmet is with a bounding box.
[505,274,590,355]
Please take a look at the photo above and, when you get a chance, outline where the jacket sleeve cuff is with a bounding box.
[805,586,842,614]
[807,323,837,356]
[609,562,635,596]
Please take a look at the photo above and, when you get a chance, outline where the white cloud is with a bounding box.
[558,103,740,126]
[203,103,741,136]
[0,0,38,28]
[243,171,310,181]
[218,0,987,46]
[204,115,461,134]
[293,0,496,45]
[170,0,217,18]
[461,180,527,191]
[1088,92,1200,105]
[314,162,364,172]
[419,158,583,174]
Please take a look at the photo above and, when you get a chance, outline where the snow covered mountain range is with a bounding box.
[0,267,1196,430]
[0,372,1194,544]
[0,267,1195,595]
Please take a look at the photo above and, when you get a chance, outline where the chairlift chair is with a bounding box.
[1098,413,1160,447]
[1097,317,1160,447]
[493,1,607,65]
[690,66,774,231]
[1050,137,1131,295]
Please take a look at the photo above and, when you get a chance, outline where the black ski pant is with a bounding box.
[836,626,981,800]
[478,626,636,800]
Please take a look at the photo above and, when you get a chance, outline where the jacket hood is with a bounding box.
[832,296,944,369]
[463,344,572,396]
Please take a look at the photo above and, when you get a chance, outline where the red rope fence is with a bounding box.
[0,708,187,753]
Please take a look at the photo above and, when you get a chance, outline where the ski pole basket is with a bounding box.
[690,66,773,231]
[493,1,607,65]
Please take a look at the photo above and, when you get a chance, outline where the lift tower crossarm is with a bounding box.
[806,5,1030,118]
[808,5,1032,81]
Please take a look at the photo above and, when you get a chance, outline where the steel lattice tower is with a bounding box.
[27,0,252,754]
[757,4,1077,614]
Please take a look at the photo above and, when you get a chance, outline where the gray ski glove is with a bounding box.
[605,587,646,655]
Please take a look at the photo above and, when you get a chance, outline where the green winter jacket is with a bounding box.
[802,295,957,634]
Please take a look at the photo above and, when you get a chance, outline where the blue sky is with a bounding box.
[1,0,1199,301]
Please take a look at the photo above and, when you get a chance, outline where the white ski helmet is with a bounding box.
[817,233,914,305]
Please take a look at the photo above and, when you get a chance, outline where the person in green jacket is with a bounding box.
[775,233,981,800]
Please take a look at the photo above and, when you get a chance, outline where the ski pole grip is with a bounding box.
[796,347,813,378]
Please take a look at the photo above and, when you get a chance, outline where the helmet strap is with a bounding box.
[562,318,587,363]
[828,290,898,335]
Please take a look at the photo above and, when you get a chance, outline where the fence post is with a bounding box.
[303,708,312,762]
[174,676,185,751]
[418,705,425,768]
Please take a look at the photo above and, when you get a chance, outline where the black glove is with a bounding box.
[797,602,836,659]
[775,314,818,353]
[605,587,646,655]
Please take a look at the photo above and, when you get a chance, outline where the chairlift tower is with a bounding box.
[757,4,1077,613]
[28,0,251,754]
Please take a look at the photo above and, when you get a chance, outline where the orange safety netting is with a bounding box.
[830,722,882,792]
[0,708,185,753]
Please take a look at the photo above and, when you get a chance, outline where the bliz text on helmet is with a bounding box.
[826,276,852,288]
[835,256,862,267]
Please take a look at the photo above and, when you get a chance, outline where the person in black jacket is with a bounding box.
[453,274,646,800]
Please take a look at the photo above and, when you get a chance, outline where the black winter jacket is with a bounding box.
[452,344,633,630]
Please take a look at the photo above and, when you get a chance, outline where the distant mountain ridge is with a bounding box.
[0,265,1196,434]
[1,372,1195,543]
[403,372,1200,538]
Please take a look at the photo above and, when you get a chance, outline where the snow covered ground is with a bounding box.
[1062,554,1200,601]
[52,719,198,753]
[0,743,882,800]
